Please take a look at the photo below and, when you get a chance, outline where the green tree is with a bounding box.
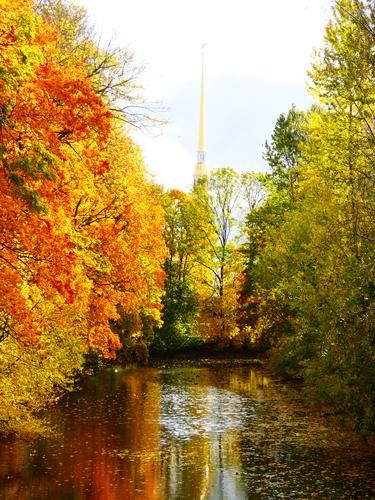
[239,106,307,345]
[153,190,201,350]
[240,0,375,434]
[263,105,307,203]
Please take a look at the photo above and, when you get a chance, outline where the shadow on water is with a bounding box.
[0,366,374,499]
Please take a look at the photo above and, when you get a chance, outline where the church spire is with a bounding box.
[194,44,208,182]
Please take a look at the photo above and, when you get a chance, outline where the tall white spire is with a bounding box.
[194,44,208,182]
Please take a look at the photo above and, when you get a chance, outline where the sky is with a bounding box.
[79,0,333,190]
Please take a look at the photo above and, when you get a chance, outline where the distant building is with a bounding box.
[193,44,208,183]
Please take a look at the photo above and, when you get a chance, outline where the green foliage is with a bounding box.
[154,170,251,349]
[0,326,85,436]
[0,119,58,213]
[240,0,375,434]
[152,190,201,351]
[264,105,306,202]
[153,273,201,351]
[1,0,373,440]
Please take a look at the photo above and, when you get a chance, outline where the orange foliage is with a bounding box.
[0,0,166,358]
[77,133,166,356]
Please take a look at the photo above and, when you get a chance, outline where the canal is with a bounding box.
[0,365,374,499]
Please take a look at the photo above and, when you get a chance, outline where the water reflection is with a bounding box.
[0,366,373,499]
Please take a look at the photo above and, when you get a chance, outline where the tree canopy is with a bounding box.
[0,0,373,437]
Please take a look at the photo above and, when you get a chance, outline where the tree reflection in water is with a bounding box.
[0,366,373,499]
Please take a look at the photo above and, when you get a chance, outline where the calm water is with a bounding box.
[0,365,374,499]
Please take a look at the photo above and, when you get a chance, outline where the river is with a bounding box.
[0,364,374,499]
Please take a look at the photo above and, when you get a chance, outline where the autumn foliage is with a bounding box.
[0,0,166,432]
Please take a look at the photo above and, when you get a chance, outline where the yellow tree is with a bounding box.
[192,168,243,344]
[0,0,166,434]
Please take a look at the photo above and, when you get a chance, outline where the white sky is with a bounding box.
[79,0,332,190]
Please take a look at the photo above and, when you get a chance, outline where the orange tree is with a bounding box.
[0,0,166,433]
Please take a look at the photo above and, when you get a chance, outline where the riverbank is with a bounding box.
[149,356,264,369]
[148,348,267,368]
